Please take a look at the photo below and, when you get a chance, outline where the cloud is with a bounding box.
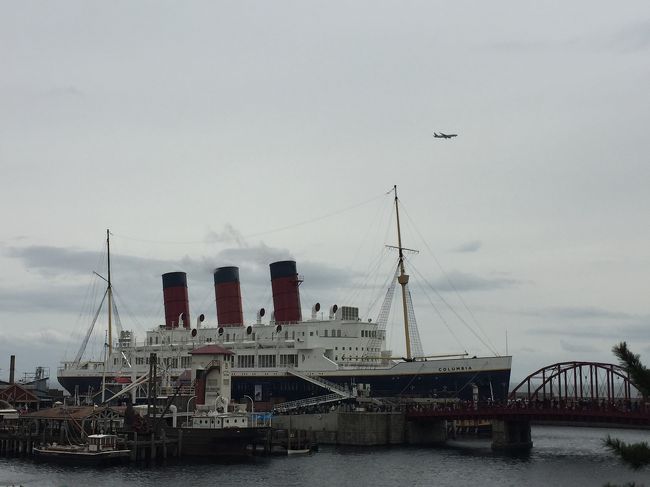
[5,245,105,276]
[205,224,248,248]
[41,85,85,99]
[560,340,599,353]
[488,37,579,52]
[427,270,520,292]
[531,319,650,341]
[0,285,91,313]
[451,240,482,253]
[611,20,650,52]
[523,306,634,321]
[1,242,361,318]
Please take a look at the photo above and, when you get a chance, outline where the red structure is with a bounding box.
[214,266,244,327]
[270,261,302,323]
[509,361,634,403]
[162,272,190,329]
[406,361,649,426]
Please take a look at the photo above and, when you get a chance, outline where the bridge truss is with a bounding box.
[509,361,640,403]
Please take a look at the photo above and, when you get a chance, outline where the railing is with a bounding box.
[273,393,344,413]
[404,398,650,424]
[286,369,353,398]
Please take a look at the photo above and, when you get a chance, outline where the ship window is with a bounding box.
[302,354,305,362]
[155,337,159,344]
[331,329,335,337]
[252,333,256,340]
[149,337,153,345]
[292,331,295,339]
[226,334,230,341]
[310,332,313,336]
[285,331,288,339]
[337,330,341,337]
[324,330,328,337]
[335,356,338,361]
[335,347,338,350]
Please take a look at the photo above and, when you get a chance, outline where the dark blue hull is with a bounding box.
[57,376,103,397]
[231,369,511,403]
[59,369,511,404]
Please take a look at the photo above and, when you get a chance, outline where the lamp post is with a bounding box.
[243,394,255,426]
[186,395,197,424]
[243,395,255,413]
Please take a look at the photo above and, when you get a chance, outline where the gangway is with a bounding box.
[287,369,354,398]
[273,393,346,413]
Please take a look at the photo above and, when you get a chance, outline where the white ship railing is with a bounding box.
[273,393,344,413]
[287,369,353,398]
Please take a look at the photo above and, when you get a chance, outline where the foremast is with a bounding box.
[107,229,113,356]
[393,185,412,360]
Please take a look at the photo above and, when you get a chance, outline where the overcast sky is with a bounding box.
[1,1,649,387]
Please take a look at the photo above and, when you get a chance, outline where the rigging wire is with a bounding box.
[340,194,395,306]
[409,262,499,356]
[399,201,500,355]
[65,240,108,361]
[110,192,387,245]
[407,258,467,354]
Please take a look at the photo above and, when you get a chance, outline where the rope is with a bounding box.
[400,202,500,356]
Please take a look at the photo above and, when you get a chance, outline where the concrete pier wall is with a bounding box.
[405,420,447,445]
[272,411,406,446]
[491,419,533,451]
[273,411,453,446]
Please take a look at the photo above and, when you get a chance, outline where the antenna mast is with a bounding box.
[107,229,113,356]
[393,185,412,360]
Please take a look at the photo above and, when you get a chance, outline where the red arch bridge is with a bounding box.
[404,362,649,450]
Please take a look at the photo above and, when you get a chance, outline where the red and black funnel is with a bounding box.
[270,260,302,323]
[162,271,190,329]
[214,266,244,327]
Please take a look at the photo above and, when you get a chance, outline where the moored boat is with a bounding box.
[33,434,130,465]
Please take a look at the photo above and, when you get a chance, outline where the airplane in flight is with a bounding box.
[433,132,457,139]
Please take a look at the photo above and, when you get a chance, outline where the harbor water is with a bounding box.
[1,426,649,486]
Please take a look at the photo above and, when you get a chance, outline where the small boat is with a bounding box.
[33,434,130,465]
[177,403,270,458]
[286,447,311,455]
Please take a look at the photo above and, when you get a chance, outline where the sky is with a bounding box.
[1,1,649,387]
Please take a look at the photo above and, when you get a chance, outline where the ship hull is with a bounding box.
[231,368,511,403]
[59,357,511,404]
[177,427,270,458]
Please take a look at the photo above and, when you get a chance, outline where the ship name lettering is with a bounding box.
[438,366,473,372]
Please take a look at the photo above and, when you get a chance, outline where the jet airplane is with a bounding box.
[433,132,457,139]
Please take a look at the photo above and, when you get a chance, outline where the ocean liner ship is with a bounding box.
[58,188,512,405]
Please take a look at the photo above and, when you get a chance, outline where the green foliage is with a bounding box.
[612,342,650,398]
[605,435,650,470]
[605,342,650,479]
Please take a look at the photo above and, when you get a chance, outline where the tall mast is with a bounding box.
[393,185,412,360]
[107,229,113,356]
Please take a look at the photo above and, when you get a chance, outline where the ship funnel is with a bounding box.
[162,272,191,329]
[214,266,244,327]
[270,260,302,323]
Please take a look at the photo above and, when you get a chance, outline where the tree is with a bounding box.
[604,342,650,471]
